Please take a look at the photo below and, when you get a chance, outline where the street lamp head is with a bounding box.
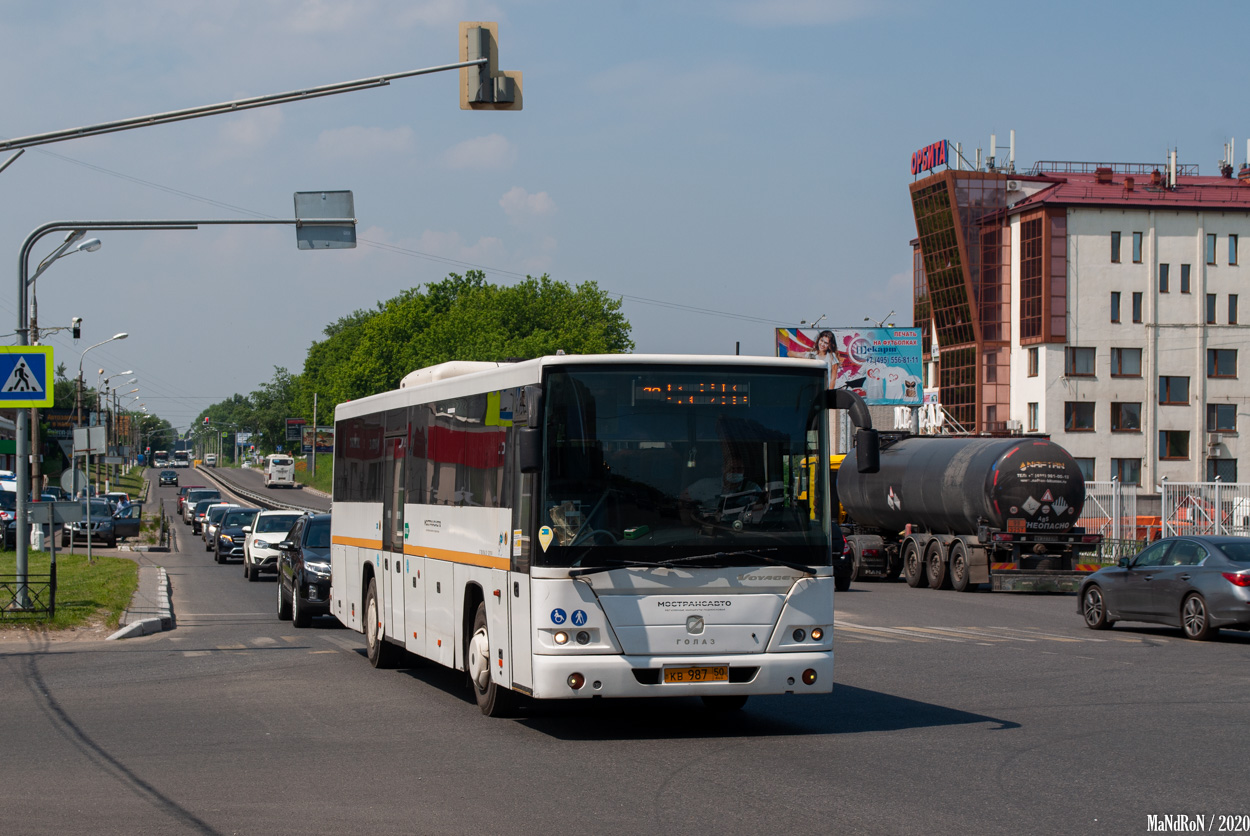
[77,238,102,253]
[111,332,128,341]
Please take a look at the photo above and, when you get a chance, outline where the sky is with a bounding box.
[1,0,1245,433]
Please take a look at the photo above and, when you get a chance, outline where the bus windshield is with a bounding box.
[536,365,830,570]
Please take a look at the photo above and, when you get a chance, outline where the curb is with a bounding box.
[109,566,172,640]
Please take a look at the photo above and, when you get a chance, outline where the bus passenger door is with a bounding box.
[383,436,406,643]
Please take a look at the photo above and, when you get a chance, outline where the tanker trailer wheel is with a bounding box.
[925,541,950,590]
[903,541,928,588]
[949,541,978,592]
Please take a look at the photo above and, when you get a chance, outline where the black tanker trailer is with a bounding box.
[836,435,1103,592]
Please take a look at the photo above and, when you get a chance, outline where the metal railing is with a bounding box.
[1,568,55,620]
[1161,481,1250,537]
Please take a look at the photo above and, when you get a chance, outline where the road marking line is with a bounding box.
[985,626,1091,643]
[835,621,947,642]
[909,626,1008,641]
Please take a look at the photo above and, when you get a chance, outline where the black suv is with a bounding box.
[158,469,179,487]
[276,513,332,628]
[214,507,261,564]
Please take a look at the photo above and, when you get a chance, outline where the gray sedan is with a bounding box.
[1079,536,1250,640]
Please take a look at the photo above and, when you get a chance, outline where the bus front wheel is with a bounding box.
[468,602,516,717]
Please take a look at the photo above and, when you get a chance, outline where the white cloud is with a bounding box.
[443,134,517,170]
[499,187,556,223]
[725,0,885,26]
[313,125,415,159]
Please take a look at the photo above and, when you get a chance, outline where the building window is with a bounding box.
[1208,458,1238,482]
[1111,347,1142,377]
[1160,430,1190,460]
[1132,231,1143,263]
[1207,403,1237,432]
[1207,233,1217,265]
[1027,402,1039,432]
[1181,263,1191,293]
[1111,402,1142,432]
[1074,458,1095,481]
[1159,263,1169,293]
[1230,234,1238,266]
[1207,348,1237,378]
[1112,458,1141,485]
[1207,294,1217,324]
[1111,231,1121,263]
[1027,347,1038,377]
[1065,401,1096,431]
[1132,292,1143,323]
[1159,376,1189,405]
[1110,292,1121,323]
[1065,347,1095,376]
[1232,294,1239,325]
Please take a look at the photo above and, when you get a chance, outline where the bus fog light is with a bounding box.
[792,628,806,642]
[554,631,569,645]
[810,628,824,641]
[802,669,818,686]
[576,631,590,645]
[567,673,585,690]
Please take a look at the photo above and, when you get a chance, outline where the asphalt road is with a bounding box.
[2,472,1249,835]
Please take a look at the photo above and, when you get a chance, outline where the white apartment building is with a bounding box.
[910,157,1250,493]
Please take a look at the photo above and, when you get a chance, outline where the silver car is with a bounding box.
[1079,536,1250,640]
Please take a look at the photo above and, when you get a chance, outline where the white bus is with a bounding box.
[330,354,863,716]
[264,454,296,488]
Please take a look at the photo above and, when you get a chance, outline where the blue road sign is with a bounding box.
[0,346,53,407]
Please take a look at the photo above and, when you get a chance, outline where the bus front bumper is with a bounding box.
[528,651,832,700]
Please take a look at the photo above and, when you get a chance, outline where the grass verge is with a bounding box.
[1,552,138,631]
[294,453,332,494]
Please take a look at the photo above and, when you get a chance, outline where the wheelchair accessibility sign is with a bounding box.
[0,347,53,407]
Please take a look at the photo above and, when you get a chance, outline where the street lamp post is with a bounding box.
[27,231,101,502]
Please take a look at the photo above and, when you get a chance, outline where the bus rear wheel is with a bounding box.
[468,602,516,717]
[365,578,400,668]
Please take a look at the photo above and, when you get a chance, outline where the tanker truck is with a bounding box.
[836,435,1103,592]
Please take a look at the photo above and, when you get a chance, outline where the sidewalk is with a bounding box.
[109,564,171,640]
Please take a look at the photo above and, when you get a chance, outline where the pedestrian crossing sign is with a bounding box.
[0,346,53,407]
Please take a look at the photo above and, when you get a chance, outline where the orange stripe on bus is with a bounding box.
[331,536,508,571]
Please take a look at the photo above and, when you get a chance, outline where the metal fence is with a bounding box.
[0,572,56,620]
[1161,480,1250,537]
[1080,481,1139,540]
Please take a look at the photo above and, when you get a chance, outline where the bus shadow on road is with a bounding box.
[390,659,1020,739]
[498,684,1020,740]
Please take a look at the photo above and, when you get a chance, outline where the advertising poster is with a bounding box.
[285,418,306,442]
[301,426,334,454]
[776,326,924,405]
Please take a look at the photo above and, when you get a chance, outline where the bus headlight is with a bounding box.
[810,628,824,641]
[554,631,569,645]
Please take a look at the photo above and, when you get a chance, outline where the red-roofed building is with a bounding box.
[910,154,1250,491]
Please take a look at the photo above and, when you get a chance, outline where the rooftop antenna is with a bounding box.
[988,133,997,172]
[1009,129,1016,174]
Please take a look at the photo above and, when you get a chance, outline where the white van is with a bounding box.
[264,454,296,488]
[204,454,217,467]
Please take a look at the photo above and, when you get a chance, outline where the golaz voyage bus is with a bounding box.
[329,354,874,716]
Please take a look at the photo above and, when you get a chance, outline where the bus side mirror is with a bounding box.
[855,428,880,473]
[519,427,543,474]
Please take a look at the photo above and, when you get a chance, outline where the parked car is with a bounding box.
[243,510,303,581]
[214,507,261,564]
[190,497,223,533]
[62,501,140,548]
[1079,535,1250,640]
[104,491,131,510]
[183,489,221,525]
[201,503,236,548]
[276,513,332,627]
[158,470,179,487]
[0,490,15,549]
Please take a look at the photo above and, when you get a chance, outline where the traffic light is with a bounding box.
[72,317,81,339]
[459,22,522,111]
[204,416,210,426]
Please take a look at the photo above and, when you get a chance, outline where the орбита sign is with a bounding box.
[0,346,53,408]
[910,140,947,175]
